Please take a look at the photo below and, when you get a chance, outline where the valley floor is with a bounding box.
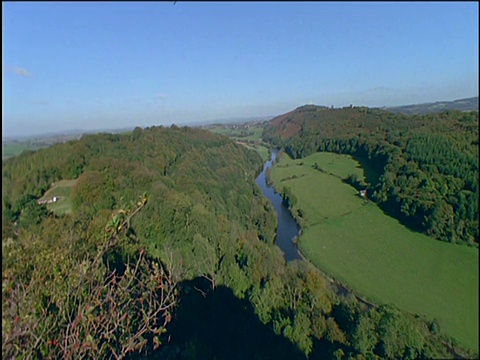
[270,151,479,353]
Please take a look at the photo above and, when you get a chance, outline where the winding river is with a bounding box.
[255,150,302,262]
[255,149,363,300]
[254,150,463,358]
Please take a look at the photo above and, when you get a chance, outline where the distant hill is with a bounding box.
[3,126,135,142]
[385,96,478,115]
[2,127,135,159]
[186,115,275,127]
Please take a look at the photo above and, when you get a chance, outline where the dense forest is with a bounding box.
[2,125,476,359]
[262,106,479,246]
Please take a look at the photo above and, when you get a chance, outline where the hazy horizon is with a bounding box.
[3,95,479,140]
[3,2,478,138]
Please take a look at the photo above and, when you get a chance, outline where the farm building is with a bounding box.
[359,190,367,198]
[37,196,59,205]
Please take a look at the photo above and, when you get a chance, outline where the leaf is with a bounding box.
[153,335,162,350]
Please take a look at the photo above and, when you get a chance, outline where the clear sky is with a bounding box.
[2,1,478,137]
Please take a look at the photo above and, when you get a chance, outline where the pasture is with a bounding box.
[207,124,264,142]
[237,142,270,162]
[2,134,81,160]
[39,179,78,215]
[205,122,270,162]
[2,141,44,159]
[270,152,479,352]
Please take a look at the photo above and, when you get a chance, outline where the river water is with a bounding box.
[255,150,377,304]
[255,150,302,262]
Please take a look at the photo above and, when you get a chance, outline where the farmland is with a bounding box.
[2,141,46,159]
[270,151,479,352]
[205,123,264,142]
[2,134,83,159]
[204,122,270,161]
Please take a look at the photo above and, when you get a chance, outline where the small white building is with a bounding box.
[359,190,367,198]
[38,196,59,205]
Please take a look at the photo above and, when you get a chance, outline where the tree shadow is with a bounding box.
[346,153,427,235]
[151,277,307,360]
[340,176,426,234]
[351,154,381,187]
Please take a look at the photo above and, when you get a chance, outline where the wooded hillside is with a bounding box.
[263,106,479,245]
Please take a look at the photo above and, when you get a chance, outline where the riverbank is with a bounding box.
[268,150,479,353]
[257,150,376,309]
[255,149,301,261]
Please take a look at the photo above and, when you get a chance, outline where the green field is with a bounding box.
[2,142,45,159]
[205,123,270,162]
[207,124,264,142]
[39,179,78,215]
[237,142,270,162]
[271,151,479,352]
[3,134,82,160]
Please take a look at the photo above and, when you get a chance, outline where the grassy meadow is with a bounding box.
[39,179,78,215]
[3,134,82,160]
[270,152,479,352]
[237,142,270,162]
[207,124,264,142]
[2,141,44,159]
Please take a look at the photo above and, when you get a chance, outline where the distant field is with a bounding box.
[253,144,270,162]
[237,142,270,162]
[205,122,270,162]
[271,152,479,352]
[2,142,45,159]
[207,124,264,142]
[3,134,82,160]
[39,179,78,215]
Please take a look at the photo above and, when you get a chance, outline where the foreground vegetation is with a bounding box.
[3,125,476,358]
[270,151,479,352]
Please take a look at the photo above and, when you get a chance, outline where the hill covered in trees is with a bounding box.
[385,96,478,115]
[263,105,479,246]
[2,125,476,358]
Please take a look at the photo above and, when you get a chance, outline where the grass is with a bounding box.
[254,145,270,162]
[3,134,83,160]
[208,125,264,142]
[271,152,479,352]
[2,142,45,159]
[205,123,270,162]
[237,142,270,162]
[39,179,78,215]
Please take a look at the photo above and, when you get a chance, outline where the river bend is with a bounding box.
[255,150,302,262]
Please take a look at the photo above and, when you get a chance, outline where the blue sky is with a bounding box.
[3,1,478,137]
